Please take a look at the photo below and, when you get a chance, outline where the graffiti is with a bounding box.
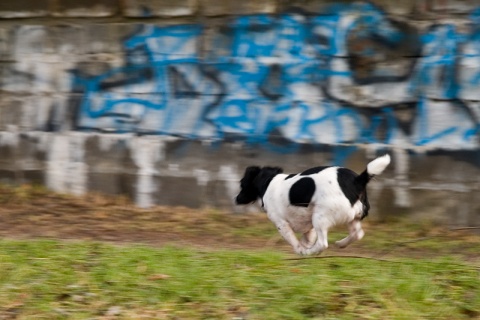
[72,2,480,152]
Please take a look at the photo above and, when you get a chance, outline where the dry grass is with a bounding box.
[0,183,479,261]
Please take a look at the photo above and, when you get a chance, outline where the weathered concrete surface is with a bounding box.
[0,131,478,226]
[0,0,479,225]
[0,1,50,18]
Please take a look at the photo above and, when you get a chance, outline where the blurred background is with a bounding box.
[0,0,478,226]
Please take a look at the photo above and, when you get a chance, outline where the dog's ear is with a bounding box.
[245,166,261,175]
[253,166,283,197]
[236,166,262,205]
[241,166,261,186]
[259,166,283,176]
[271,167,283,174]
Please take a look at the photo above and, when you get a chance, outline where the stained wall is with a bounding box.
[0,0,478,225]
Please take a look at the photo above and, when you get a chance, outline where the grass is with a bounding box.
[0,183,479,319]
[0,240,479,319]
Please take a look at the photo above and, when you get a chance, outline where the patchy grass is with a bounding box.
[0,183,479,319]
[0,183,279,248]
[0,240,479,320]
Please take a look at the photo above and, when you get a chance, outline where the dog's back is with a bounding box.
[262,166,352,231]
[264,155,391,228]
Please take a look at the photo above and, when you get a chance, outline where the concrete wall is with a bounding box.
[0,0,479,225]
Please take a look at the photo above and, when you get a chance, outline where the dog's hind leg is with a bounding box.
[300,228,317,249]
[335,219,364,249]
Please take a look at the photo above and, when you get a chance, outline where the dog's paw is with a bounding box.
[296,246,314,256]
[300,239,315,249]
[294,244,309,256]
[303,243,328,256]
[300,242,312,249]
[334,240,347,249]
[303,248,317,256]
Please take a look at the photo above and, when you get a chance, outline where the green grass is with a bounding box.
[0,240,478,319]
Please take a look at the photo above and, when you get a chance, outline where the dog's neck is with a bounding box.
[255,172,280,206]
[256,177,272,198]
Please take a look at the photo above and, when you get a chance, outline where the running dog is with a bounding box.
[235,155,391,255]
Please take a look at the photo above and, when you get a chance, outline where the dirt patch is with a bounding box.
[0,184,479,261]
[0,184,279,248]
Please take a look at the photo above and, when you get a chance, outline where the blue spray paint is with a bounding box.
[73,3,480,158]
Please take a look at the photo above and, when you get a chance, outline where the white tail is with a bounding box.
[366,154,391,176]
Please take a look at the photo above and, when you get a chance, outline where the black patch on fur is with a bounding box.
[289,177,315,207]
[300,166,329,176]
[337,168,360,206]
[235,166,283,206]
[255,167,283,198]
[235,166,261,204]
[359,189,370,220]
[285,174,296,180]
[355,169,372,188]
[337,168,371,219]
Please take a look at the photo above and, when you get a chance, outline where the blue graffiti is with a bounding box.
[409,24,461,99]
[73,2,480,153]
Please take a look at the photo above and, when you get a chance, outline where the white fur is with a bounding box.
[366,154,391,176]
[260,156,390,255]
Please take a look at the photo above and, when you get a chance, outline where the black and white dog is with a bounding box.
[235,154,391,255]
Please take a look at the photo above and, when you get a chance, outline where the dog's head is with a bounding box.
[235,166,283,205]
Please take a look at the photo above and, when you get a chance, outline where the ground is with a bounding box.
[0,183,479,262]
[1,184,480,319]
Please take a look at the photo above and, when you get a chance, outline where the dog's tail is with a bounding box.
[366,154,391,176]
[355,154,391,187]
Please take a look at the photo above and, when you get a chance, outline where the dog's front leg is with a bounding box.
[275,220,307,255]
[300,228,317,249]
[304,213,330,255]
